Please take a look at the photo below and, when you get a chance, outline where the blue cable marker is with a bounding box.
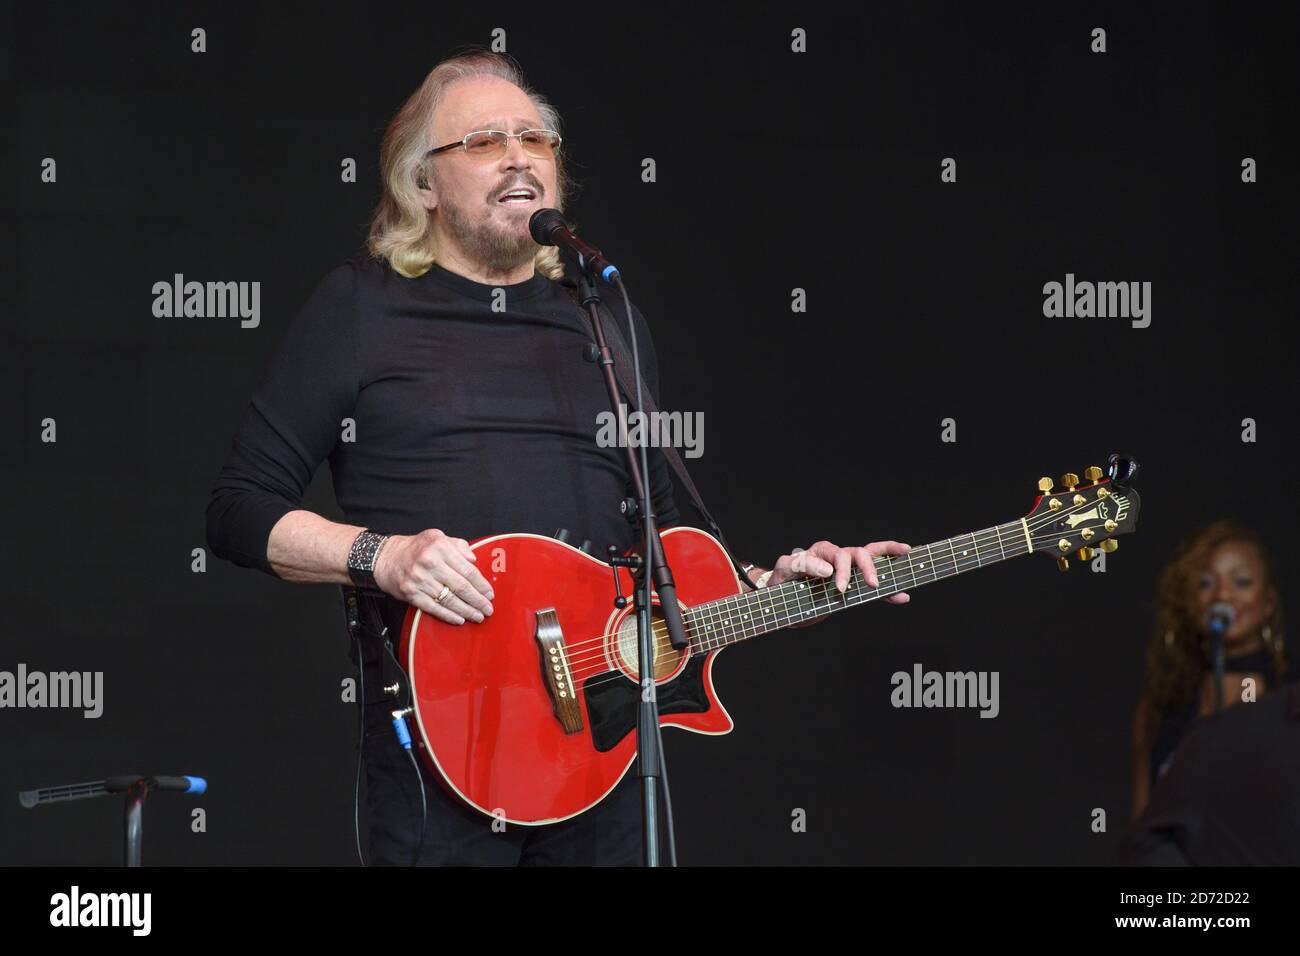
[601,264,620,283]
[391,708,414,749]
[184,776,208,794]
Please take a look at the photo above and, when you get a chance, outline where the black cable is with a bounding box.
[655,718,678,866]
[363,592,428,867]
[404,747,429,865]
[354,647,367,866]
[341,587,369,867]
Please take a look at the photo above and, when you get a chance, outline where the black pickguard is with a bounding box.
[583,652,713,752]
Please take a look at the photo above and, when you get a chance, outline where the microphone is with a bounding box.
[1207,601,1235,636]
[1207,601,1233,714]
[529,208,621,283]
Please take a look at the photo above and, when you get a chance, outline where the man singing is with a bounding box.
[205,49,910,866]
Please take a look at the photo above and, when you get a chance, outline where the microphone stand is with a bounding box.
[574,266,686,867]
[18,773,207,866]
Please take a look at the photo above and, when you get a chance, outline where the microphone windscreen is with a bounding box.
[529,208,567,245]
[1207,601,1235,631]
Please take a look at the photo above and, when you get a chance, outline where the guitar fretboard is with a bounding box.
[684,521,1033,651]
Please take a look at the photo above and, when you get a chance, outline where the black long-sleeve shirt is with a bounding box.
[1122,680,1300,865]
[205,253,680,582]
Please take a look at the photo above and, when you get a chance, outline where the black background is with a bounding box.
[2,1,1297,865]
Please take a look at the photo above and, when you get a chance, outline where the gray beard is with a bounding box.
[437,194,537,276]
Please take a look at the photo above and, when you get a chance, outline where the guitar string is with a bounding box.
[559,491,1116,680]
[556,487,1114,670]
[568,537,1022,690]
[557,489,1123,689]
[560,527,1020,677]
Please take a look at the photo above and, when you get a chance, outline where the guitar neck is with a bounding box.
[685,519,1035,652]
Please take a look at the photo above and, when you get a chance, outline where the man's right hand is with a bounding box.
[373,529,495,625]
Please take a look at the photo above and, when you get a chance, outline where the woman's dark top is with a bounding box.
[1149,644,1292,786]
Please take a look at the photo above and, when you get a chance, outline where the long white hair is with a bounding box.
[367,49,573,279]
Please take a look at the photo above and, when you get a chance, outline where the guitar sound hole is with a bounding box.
[612,604,688,681]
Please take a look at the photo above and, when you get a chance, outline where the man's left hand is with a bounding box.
[767,539,912,605]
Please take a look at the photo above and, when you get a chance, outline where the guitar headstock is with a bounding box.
[1024,454,1141,570]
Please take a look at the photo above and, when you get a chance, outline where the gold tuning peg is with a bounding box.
[1084,465,1103,484]
[1057,557,1069,572]
[1038,477,1054,494]
[1100,539,1118,553]
[1060,472,1079,491]
[1076,547,1093,561]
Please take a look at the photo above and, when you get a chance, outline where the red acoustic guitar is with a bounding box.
[398,461,1141,824]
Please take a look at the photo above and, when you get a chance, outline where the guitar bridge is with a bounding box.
[535,608,584,734]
